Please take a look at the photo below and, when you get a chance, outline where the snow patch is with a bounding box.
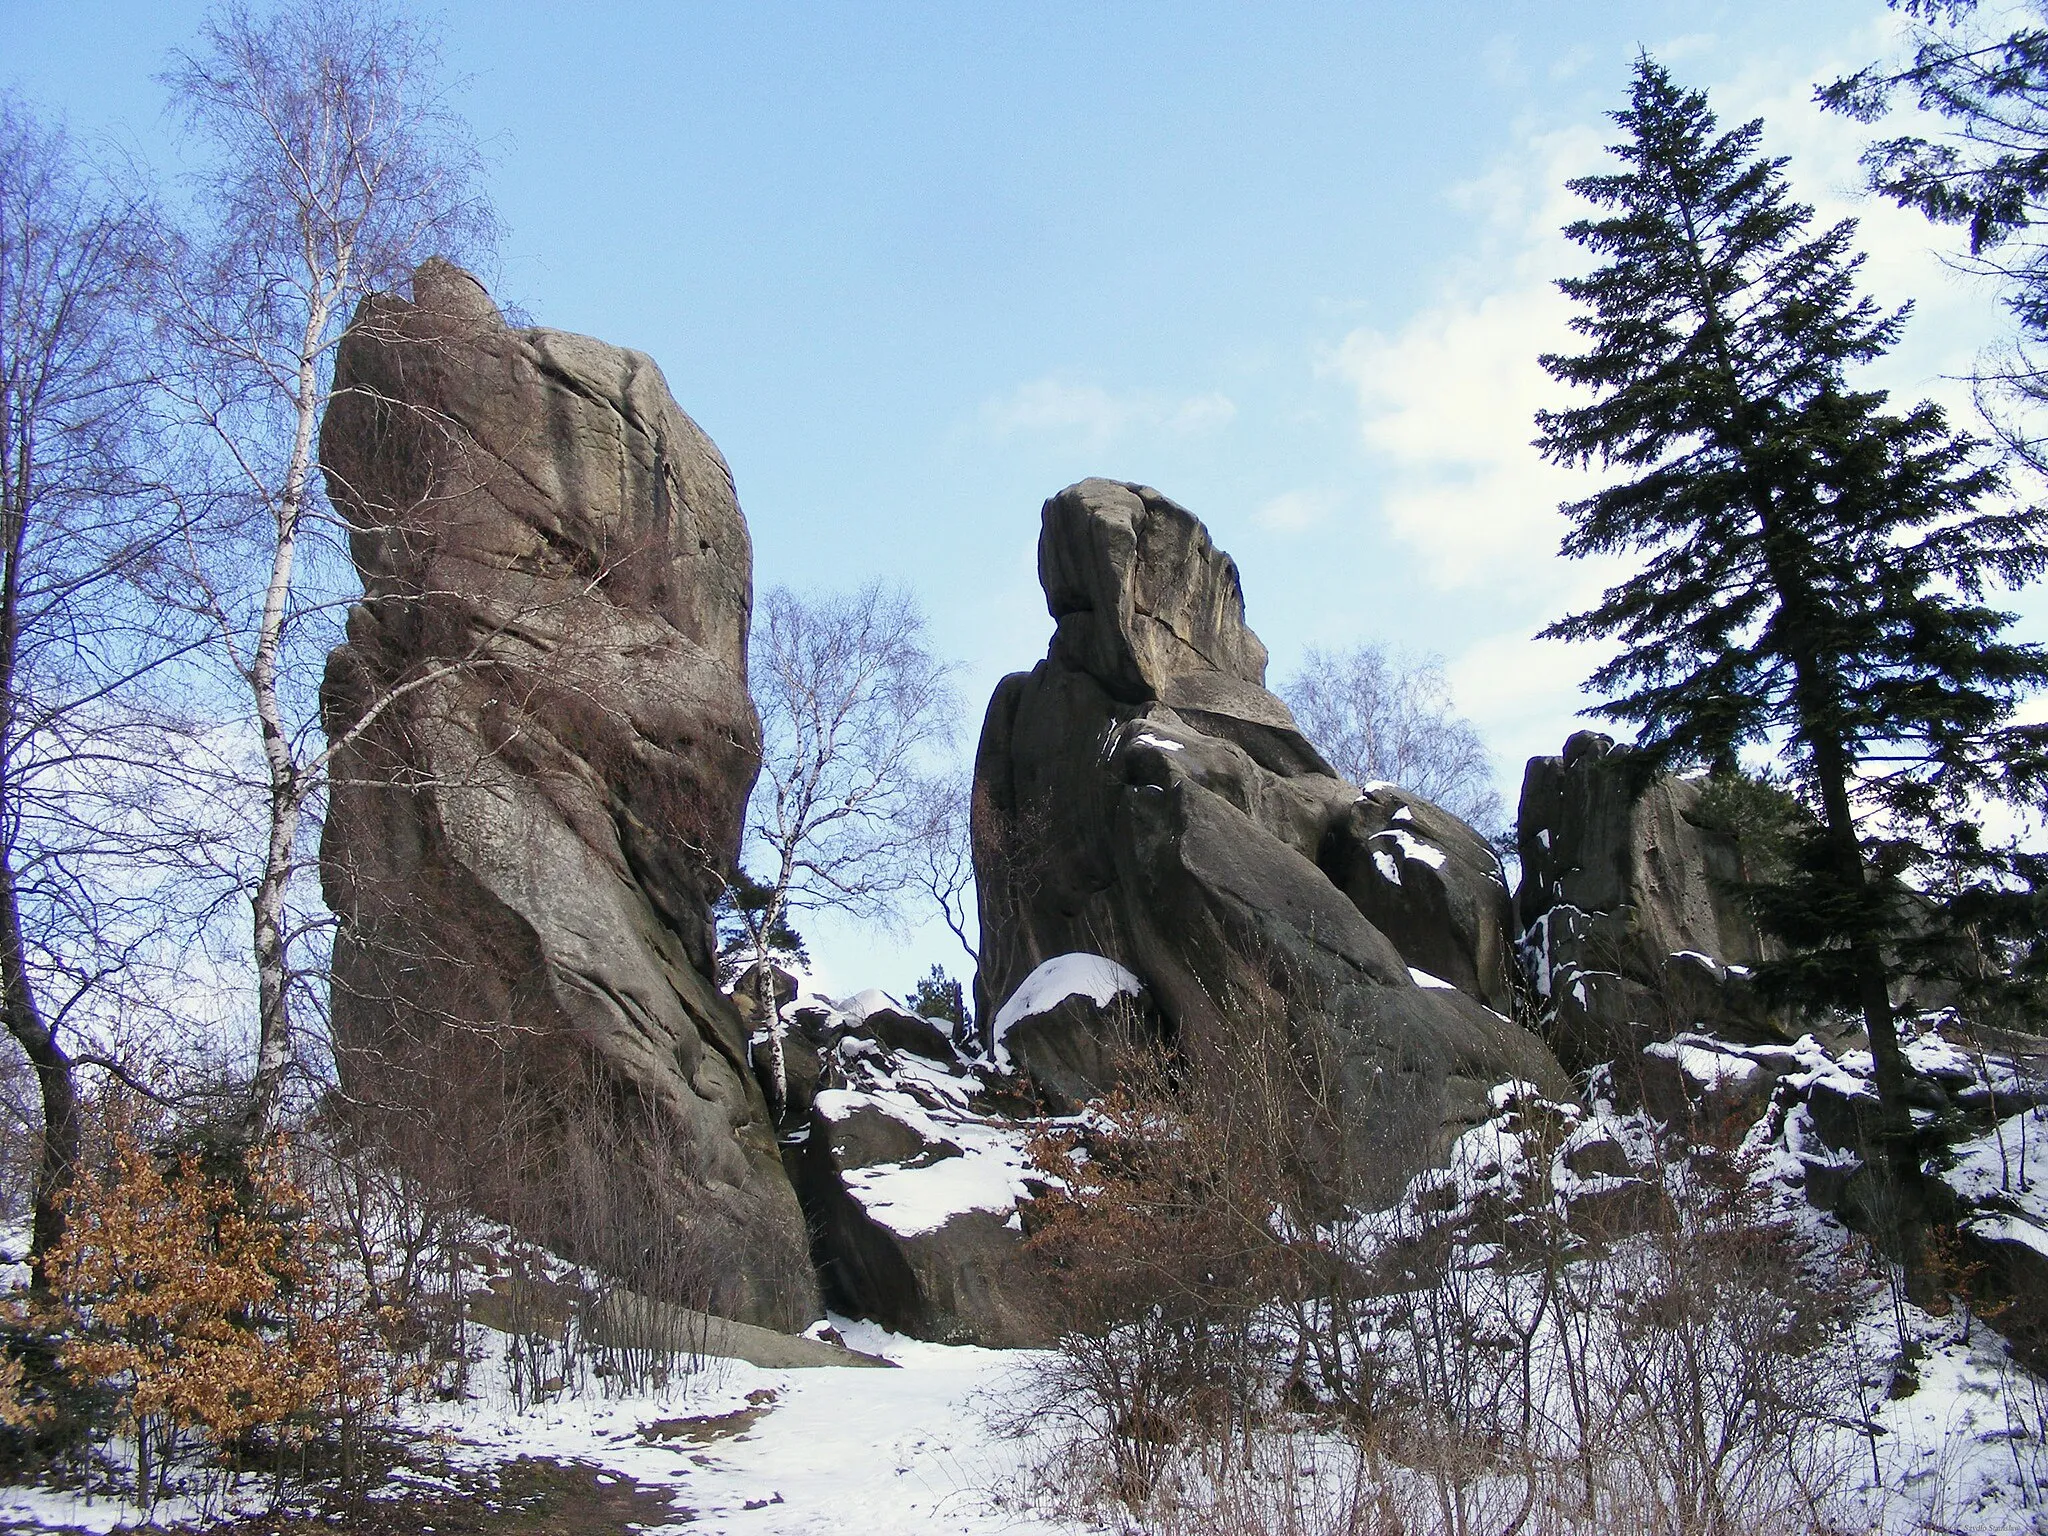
[990,952,1144,1069]
[1644,1037,1761,1090]
[1373,826,1447,869]
[839,1117,1041,1238]
[836,987,905,1022]
[1409,967,1457,989]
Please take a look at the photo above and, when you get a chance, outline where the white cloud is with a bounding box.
[1254,487,1340,534]
[1326,123,1605,588]
[1329,25,2008,596]
[978,378,1237,449]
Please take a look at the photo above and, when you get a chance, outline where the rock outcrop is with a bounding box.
[759,989,1054,1346]
[318,260,816,1331]
[972,480,1568,1188]
[1514,731,1791,1079]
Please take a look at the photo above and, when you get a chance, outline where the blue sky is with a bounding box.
[10,1,2034,996]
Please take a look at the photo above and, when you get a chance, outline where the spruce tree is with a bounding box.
[1536,55,2048,1267]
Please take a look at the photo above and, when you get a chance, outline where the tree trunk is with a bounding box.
[755,887,790,1114]
[0,400,74,1280]
[240,295,331,1141]
[1,853,76,1287]
[1808,721,1935,1295]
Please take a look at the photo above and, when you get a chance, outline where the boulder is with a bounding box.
[863,1007,960,1065]
[986,952,1153,1114]
[972,480,1568,1186]
[796,1086,1053,1347]
[729,962,801,1028]
[318,260,816,1330]
[1322,784,1517,1013]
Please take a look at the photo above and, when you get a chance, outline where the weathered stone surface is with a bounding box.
[997,983,1157,1116]
[796,1080,1053,1348]
[973,480,1568,1182]
[862,1007,960,1065]
[1323,784,1517,1012]
[1516,731,1790,1076]
[318,260,816,1330]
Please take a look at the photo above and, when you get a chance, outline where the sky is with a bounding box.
[8,0,2038,998]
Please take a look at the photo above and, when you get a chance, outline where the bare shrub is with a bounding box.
[1012,982,1864,1535]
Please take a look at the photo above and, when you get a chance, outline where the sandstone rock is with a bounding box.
[862,1007,960,1065]
[986,953,1154,1114]
[1322,784,1517,1013]
[729,962,801,1028]
[973,480,1568,1185]
[1516,731,1790,1077]
[796,1085,1053,1347]
[318,260,816,1330]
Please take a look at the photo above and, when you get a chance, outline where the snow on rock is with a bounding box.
[1644,1035,1761,1090]
[989,952,1144,1070]
[840,1124,1040,1240]
[1373,825,1447,870]
[1409,966,1457,989]
[1488,1079,1547,1112]
[813,1088,1040,1240]
[837,987,907,1023]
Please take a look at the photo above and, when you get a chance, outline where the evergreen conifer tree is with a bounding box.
[1536,55,2048,1272]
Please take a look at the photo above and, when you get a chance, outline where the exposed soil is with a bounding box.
[637,1388,777,1446]
[178,1458,688,1535]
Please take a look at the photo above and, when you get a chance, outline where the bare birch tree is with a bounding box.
[0,94,185,1273]
[908,773,978,969]
[738,582,955,1105]
[1279,642,1504,833]
[153,0,496,1137]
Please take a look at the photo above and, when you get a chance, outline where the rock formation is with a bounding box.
[753,989,1053,1346]
[318,260,816,1331]
[971,479,1568,1187]
[1514,730,1793,1080]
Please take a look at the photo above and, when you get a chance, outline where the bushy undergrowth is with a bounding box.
[0,1078,737,1517]
[0,1108,420,1510]
[1014,1000,1878,1536]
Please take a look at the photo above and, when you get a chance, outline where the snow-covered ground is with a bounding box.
[0,1317,1076,1536]
[6,1016,2048,1533]
[396,1318,1071,1535]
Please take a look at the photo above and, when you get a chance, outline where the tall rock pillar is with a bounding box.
[317,261,816,1329]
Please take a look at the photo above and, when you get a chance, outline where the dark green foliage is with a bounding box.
[713,871,809,987]
[1537,56,2048,1260]
[907,965,968,1028]
[1691,770,1811,890]
[1822,2,2048,469]
[0,1310,113,1480]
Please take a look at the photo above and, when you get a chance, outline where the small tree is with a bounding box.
[1277,642,1503,833]
[46,1123,408,1504]
[154,0,497,1138]
[907,774,978,969]
[737,581,955,1105]
[907,965,968,1031]
[1535,55,2048,1284]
